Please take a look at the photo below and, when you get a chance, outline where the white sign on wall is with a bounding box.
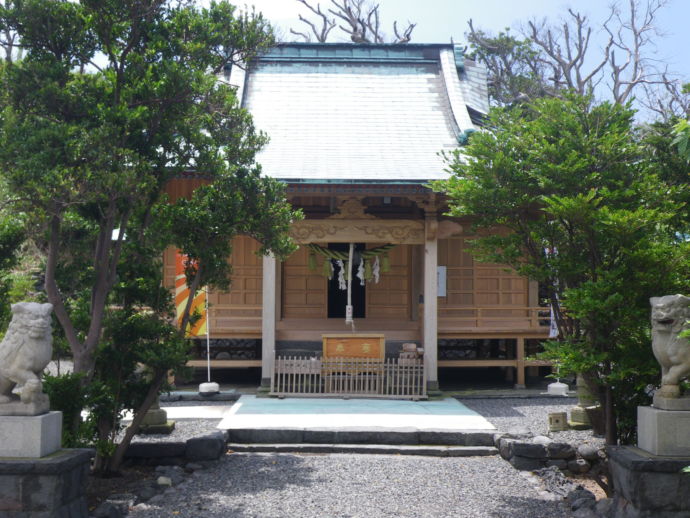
[437,266,447,297]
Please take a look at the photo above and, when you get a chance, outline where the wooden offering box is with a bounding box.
[322,334,385,360]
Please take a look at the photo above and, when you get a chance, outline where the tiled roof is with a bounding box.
[238,43,487,183]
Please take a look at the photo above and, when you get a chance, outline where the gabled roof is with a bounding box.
[233,43,487,184]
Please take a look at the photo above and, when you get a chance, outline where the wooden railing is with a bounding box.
[438,305,551,329]
[270,356,427,400]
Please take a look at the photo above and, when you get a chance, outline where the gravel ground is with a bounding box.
[121,401,231,443]
[129,453,572,518]
[459,397,604,447]
[114,397,602,517]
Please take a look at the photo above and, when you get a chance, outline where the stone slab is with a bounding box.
[218,395,495,431]
[0,411,62,458]
[227,443,498,457]
[637,406,690,456]
[653,394,690,411]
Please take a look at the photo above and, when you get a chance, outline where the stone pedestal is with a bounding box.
[568,405,591,429]
[653,393,690,411]
[138,397,175,435]
[0,448,92,517]
[0,411,62,458]
[638,406,690,456]
[608,445,690,518]
[0,393,50,416]
[568,374,597,429]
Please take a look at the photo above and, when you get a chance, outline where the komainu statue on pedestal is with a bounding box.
[650,295,690,399]
[0,302,53,414]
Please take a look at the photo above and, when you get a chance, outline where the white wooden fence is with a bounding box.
[270,356,427,400]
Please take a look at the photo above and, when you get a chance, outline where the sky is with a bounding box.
[237,0,690,84]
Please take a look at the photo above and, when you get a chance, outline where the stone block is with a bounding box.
[577,444,601,461]
[0,394,50,416]
[0,411,62,458]
[638,406,690,456]
[303,429,337,443]
[0,449,91,517]
[569,405,591,427]
[125,442,186,459]
[333,428,417,445]
[226,428,303,444]
[653,394,690,411]
[498,438,515,460]
[547,442,576,459]
[608,445,690,516]
[545,459,568,470]
[138,421,176,435]
[509,455,543,471]
[511,441,547,459]
[567,458,591,474]
[140,409,169,427]
[185,432,226,461]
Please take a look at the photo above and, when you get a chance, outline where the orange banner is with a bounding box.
[175,251,207,337]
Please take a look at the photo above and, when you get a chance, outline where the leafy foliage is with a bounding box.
[0,1,299,474]
[437,94,690,443]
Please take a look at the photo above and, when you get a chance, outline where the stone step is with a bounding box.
[224,428,496,447]
[228,443,498,457]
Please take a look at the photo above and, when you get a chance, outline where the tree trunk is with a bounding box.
[604,384,617,445]
[93,370,166,475]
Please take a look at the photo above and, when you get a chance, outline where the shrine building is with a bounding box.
[164,43,551,397]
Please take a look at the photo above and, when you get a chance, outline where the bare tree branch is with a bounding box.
[470,0,678,111]
[292,0,335,42]
[291,0,415,44]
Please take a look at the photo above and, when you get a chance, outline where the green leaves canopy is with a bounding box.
[436,94,690,443]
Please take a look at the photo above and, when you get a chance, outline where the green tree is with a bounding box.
[157,166,298,333]
[0,1,299,474]
[436,94,690,444]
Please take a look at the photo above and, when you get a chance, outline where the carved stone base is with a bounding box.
[655,384,681,398]
[141,408,168,426]
[138,403,175,435]
[653,393,690,411]
[0,393,49,416]
[138,421,176,435]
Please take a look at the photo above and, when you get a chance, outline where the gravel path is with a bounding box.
[130,453,571,518]
[459,397,604,447]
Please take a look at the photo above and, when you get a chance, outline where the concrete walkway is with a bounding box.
[217,395,495,431]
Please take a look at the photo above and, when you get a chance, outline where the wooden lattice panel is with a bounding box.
[282,245,327,318]
[366,244,410,319]
[438,236,529,319]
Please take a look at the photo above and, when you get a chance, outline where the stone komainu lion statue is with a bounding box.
[651,295,690,398]
[0,302,53,404]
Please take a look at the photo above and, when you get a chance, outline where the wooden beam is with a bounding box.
[187,359,261,368]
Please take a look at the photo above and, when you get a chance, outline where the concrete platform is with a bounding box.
[217,396,495,445]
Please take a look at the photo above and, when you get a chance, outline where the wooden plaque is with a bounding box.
[322,334,385,360]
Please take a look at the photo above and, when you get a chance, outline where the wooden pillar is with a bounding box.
[261,254,276,386]
[424,215,439,391]
[515,337,526,389]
